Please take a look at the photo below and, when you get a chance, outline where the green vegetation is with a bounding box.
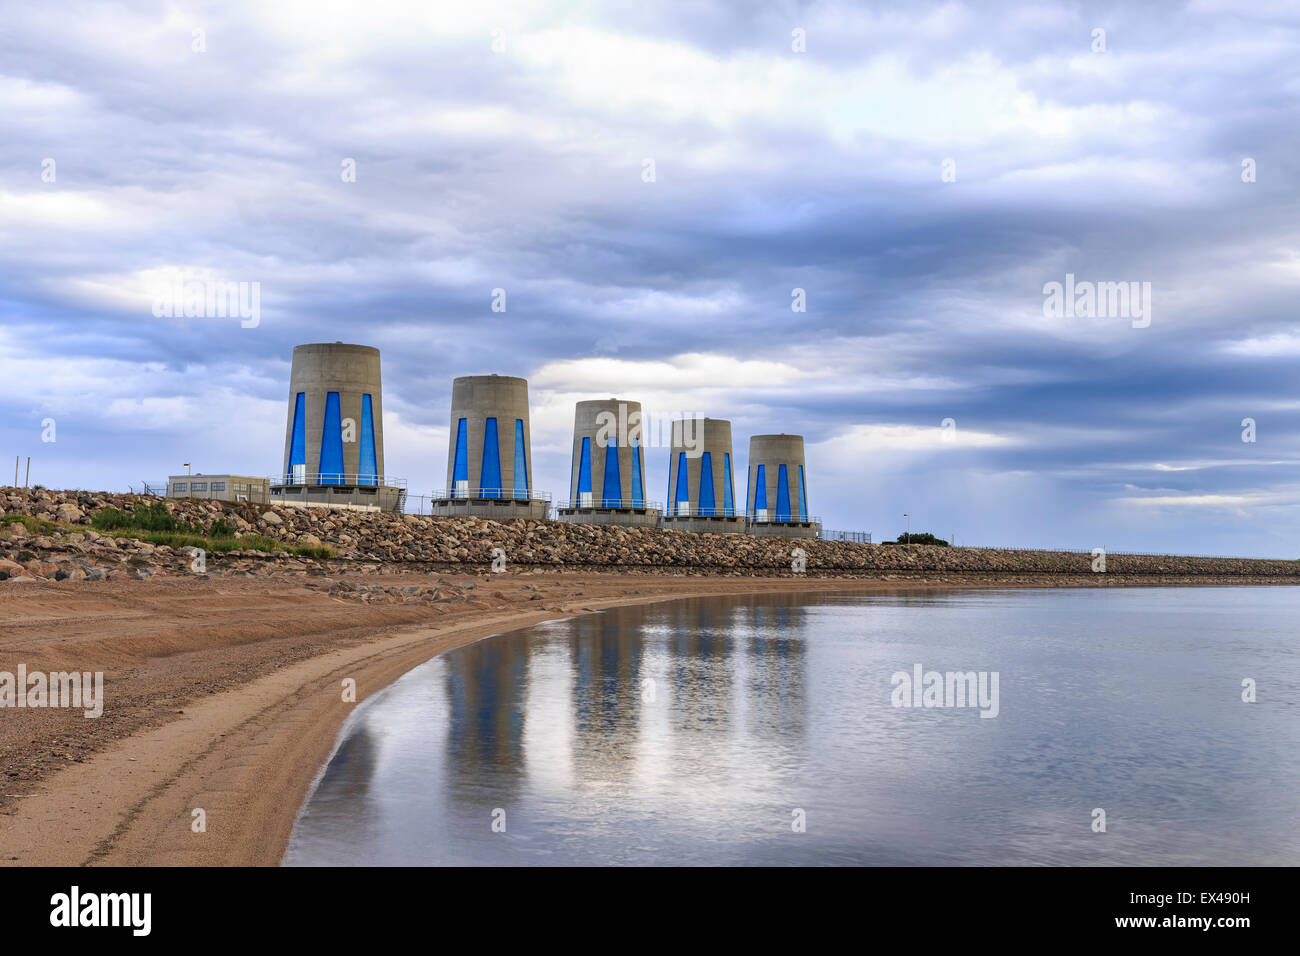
[294,545,337,560]
[885,531,949,546]
[88,502,334,558]
[0,513,59,535]
[92,501,191,534]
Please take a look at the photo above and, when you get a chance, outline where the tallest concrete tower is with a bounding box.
[271,342,403,510]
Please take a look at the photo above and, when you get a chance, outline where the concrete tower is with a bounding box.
[430,374,549,519]
[272,342,403,510]
[555,398,660,527]
[660,417,745,533]
[745,433,819,538]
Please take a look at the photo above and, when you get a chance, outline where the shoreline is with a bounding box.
[0,572,1296,866]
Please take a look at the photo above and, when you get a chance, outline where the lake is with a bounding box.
[283,587,1300,866]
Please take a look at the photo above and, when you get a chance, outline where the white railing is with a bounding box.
[664,504,743,517]
[748,512,820,524]
[431,488,552,502]
[272,474,406,488]
[558,497,662,510]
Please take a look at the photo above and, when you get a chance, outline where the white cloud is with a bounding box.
[820,423,1017,453]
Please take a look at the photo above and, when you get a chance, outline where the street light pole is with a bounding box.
[904,513,910,544]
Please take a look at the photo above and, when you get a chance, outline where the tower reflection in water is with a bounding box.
[436,595,813,821]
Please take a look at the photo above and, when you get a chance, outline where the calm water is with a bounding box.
[284,587,1300,866]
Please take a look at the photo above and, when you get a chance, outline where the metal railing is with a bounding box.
[430,488,552,502]
[271,473,406,489]
[662,504,744,517]
[821,529,871,543]
[557,497,663,511]
[747,513,822,525]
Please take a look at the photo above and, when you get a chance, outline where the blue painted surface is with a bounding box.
[513,419,528,498]
[698,452,715,515]
[480,418,501,497]
[359,394,378,485]
[601,435,621,506]
[319,392,344,484]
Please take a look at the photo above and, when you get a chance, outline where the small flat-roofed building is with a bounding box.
[167,474,269,503]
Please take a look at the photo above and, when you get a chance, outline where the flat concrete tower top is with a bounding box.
[293,342,380,356]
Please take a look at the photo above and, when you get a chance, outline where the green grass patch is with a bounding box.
[0,513,59,535]
[86,503,336,558]
[292,545,337,559]
[92,501,195,534]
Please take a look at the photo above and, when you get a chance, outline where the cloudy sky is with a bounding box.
[2,0,1298,554]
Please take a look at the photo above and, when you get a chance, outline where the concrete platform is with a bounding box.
[660,514,747,534]
[555,505,662,528]
[747,520,821,539]
[430,496,550,520]
[271,483,403,512]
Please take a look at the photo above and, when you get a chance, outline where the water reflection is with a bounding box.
[285,588,1300,866]
[568,610,645,780]
[442,630,533,803]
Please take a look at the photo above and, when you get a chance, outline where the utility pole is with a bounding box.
[904,513,910,544]
[13,456,17,487]
[24,457,30,489]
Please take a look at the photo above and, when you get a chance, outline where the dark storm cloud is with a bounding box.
[1,0,1297,553]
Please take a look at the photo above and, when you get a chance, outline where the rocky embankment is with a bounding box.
[2,488,1297,587]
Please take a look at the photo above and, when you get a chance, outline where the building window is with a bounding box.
[172,483,187,493]
[209,482,226,493]
[191,482,208,493]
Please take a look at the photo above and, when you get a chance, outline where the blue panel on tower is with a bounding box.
[359,394,377,486]
[288,392,306,481]
[513,419,528,498]
[698,452,715,515]
[630,440,644,507]
[480,418,501,497]
[452,418,469,482]
[723,452,734,515]
[577,437,592,495]
[319,392,344,484]
[601,435,621,506]
[776,464,791,521]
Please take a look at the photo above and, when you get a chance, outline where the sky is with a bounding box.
[1,0,1298,555]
